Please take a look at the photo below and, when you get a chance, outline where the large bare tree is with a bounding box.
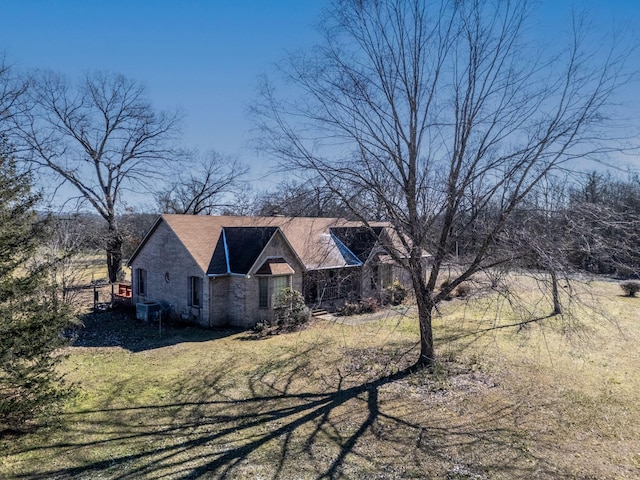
[255,0,632,366]
[155,150,248,215]
[15,71,181,282]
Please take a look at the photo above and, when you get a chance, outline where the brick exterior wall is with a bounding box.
[131,226,307,328]
[209,276,229,326]
[130,218,413,328]
[130,221,210,326]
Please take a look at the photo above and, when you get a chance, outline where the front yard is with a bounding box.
[2,277,639,479]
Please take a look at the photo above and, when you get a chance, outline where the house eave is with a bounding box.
[207,272,248,278]
[307,264,362,271]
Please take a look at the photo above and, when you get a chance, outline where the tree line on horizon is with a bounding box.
[47,169,640,281]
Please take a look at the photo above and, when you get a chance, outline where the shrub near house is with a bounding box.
[273,288,310,328]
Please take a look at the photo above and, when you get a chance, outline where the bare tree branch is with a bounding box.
[254,0,634,367]
[13,70,182,282]
[155,150,248,215]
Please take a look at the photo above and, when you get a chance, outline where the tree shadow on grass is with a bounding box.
[8,354,578,480]
[70,309,243,352]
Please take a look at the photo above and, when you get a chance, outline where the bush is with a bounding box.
[359,297,379,313]
[440,278,453,300]
[339,302,360,316]
[620,281,640,297]
[273,288,310,328]
[455,283,471,298]
[384,280,407,306]
[338,297,379,316]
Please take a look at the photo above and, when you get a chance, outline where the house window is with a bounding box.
[258,275,291,309]
[370,265,378,290]
[271,275,291,306]
[189,276,202,308]
[381,264,393,288]
[259,277,268,308]
[136,268,147,295]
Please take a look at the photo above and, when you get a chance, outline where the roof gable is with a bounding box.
[255,257,296,275]
[330,231,363,266]
[330,226,385,263]
[126,216,208,274]
[127,215,163,267]
[208,227,278,275]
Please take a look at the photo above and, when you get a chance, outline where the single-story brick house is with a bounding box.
[127,214,419,327]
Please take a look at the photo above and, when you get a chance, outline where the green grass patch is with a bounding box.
[2,277,639,479]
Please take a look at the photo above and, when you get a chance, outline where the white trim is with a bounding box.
[246,229,305,275]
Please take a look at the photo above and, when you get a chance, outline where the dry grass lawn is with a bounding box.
[1,276,639,479]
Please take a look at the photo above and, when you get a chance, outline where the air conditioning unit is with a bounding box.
[136,302,162,321]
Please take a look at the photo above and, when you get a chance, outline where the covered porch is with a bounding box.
[302,267,362,308]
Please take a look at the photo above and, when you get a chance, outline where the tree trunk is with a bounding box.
[415,291,435,367]
[410,258,435,368]
[106,222,123,284]
[550,269,563,315]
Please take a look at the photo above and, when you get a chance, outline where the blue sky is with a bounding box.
[0,0,324,183]
[1,0,639,190]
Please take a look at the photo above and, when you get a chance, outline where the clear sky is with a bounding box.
[1,0,639,190]
[0,0,324,184]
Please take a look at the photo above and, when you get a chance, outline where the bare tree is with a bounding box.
[155,150,248,215]
[14,71,181,282]
[566,173,640,277]
[484,170,640,320]
[253,175,394,219]
[43,214,99,305]
[119,210,159,258]
[495,176,576,316]
[255,0,632,367]
[253,178,350,217]
[0,56,27,137]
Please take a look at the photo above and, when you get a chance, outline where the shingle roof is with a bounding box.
[255,257,296,275]
[129,214,394,275]
[330,226,385,263]
[208,227,278,275]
